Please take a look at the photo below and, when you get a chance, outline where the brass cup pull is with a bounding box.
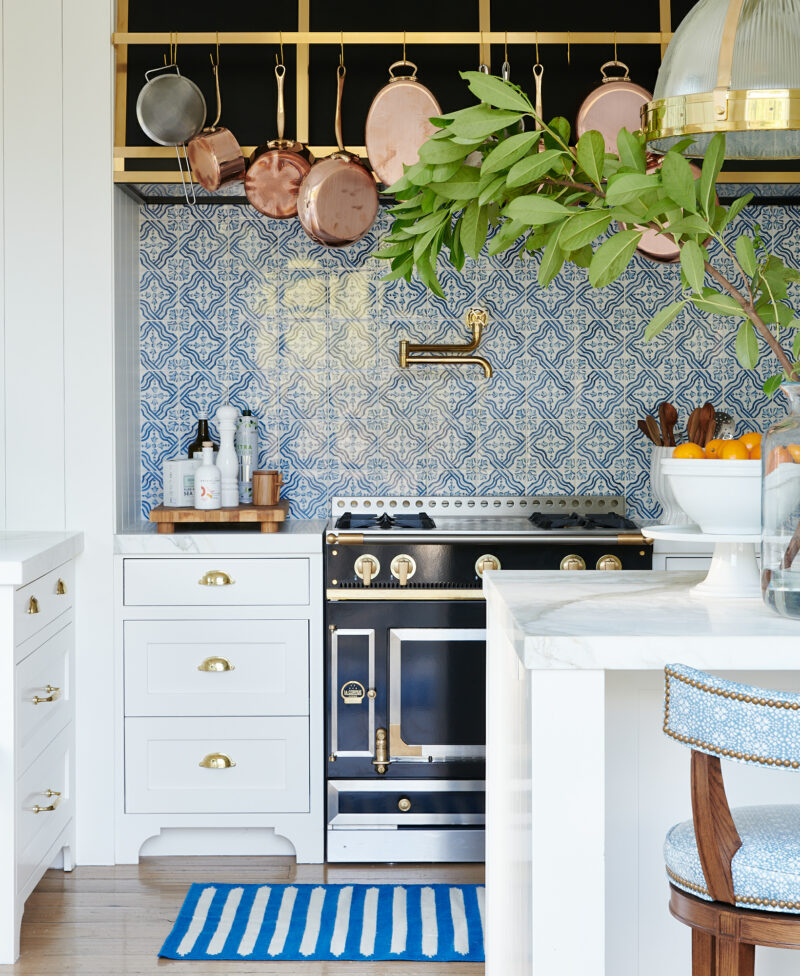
[27,596,40,614]
[560,554,587,571]
[198,570,235,587]
[199,752,236,769]
[56,578,67,595]
[398,796,412,813]
[197,656,235,672]
[32,789,61,814]
[596,554,623,571]
[32,685,61,705]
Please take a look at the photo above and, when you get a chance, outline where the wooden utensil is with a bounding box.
[638,419,657,443]
[687,407,702,445]
[645,415,662,446]
[662,402,678,447]
[700,402,716,446]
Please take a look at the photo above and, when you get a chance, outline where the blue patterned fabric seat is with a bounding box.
[664,664,800,915]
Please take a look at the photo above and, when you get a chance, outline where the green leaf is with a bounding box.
[785,267,800,285]
[538,235,565,287]
[691,288,747,317]
[478,175,507,206]
[764,374,784,397]
[434,161,469,184]
[418,138,480,164]
[503,195,572,226]
[409,164,435,186]
[487,219,526,256]
[459,70,533,113]
[699,133,725,217]
[616,128,647,174]
[680,240,706,294]
[557,209,613,251]
[506,149,565,187]
[735,320,759,369]
[644,299,688,340]
[726,192,754,226]
[428,166,481,200]
[605,173,661,206]
[793,332,800,361]
[481,131,542,175]
[660,152,697,212]
[735,235,757,278]
[403,209,450,236]
[449,105,525,141]
[525,225,556,252]
[461,200,489,260]
[373,242,414,260]
[576,130,605,186]
[450,217,465,270]
[381,253,414,282]
[415,252,445,298]
[568,244,594,268]
[588,230,642,288]
[543,117,570,149]
[659,214,713,238]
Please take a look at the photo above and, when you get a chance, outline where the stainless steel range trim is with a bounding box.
[327,532,646,544]
[330,628,375,759]
[331,493,626,516]
[389,629,487,761]
[326,827,485,863]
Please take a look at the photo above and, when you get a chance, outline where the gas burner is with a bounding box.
[334,511,436,530]
[528,511,638,531]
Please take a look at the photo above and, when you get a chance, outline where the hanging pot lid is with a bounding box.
[643,0,800,158]
[575,61,652,154]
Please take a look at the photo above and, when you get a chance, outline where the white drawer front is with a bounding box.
[123,558,310,607]
[124,717,309,814]
[14,562,74,647]
[17,623,73,772]
[17,728,72,890]
[124,619,309,717]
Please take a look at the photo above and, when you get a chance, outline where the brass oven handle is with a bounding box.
[199,752,236,769]
[32,789,61,814]
[27,596,40,614]
[197,656,235,672]
[32,685,61,705]
[198,570,235,587]
[373,727,388,774]
[560,554,587,571]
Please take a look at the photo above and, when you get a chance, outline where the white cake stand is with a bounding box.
[642,524,762,601]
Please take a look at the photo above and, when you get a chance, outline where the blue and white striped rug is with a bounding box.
[159,882,485,961]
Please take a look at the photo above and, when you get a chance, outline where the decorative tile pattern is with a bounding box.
[139,200,800,520]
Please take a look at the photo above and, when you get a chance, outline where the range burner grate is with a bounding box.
[528,512,638,531]
[334,511,436,530]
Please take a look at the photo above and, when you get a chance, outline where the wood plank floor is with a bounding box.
[1,857,485,974]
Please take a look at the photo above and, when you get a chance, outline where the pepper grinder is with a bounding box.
[215,404,240,507]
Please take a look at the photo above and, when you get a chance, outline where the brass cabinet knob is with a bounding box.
[27,596,40,614]
[560,554,587,571]
[56,578,67,595]
[32,789,61,814]
[354,554,380,587]
[198,570,235,587]
[197,656,235,672]
[475,554,501,577]
[199,752,236,769]
[398,796,412,812]
[390,554,416,586]
[596,554,623,571]
[32,685,61,705]
[367,688,377,699]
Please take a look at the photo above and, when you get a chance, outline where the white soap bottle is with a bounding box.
[215,403,240,508]
[193,442,221,510]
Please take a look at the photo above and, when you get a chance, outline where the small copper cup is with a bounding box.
[253,469,283,507]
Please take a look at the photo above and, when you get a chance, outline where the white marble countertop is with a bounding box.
[0,531,84,585]
[483,570,800,671]
[115,519,326,554]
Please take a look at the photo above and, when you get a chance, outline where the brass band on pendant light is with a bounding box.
[642,0,800,158]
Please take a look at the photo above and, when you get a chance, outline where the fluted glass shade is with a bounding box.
[643,0,800,158]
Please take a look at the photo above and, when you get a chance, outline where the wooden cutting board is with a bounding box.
[148,500,289,534]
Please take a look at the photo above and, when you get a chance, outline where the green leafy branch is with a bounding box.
[374,70,800,394]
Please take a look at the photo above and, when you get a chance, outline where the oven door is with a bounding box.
[388,628,486,763]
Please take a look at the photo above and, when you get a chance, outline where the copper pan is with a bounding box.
[365,60,441,189]
[186,56,246,192]
[297,65,379,248]
[245,63,312,219]
[575,60,652,154]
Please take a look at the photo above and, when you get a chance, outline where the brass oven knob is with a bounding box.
[560,554,587,571]
[398,797,412,812]
[390,554,417,586]
[475,554,501,577]
[354,554,380,587]
[596,554,623,571]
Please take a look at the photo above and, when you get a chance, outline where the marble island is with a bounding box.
[484,570,800,976]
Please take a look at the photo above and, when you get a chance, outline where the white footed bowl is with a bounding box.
[661,458,762,535]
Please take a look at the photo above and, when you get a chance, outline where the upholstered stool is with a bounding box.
[663,664,800,975]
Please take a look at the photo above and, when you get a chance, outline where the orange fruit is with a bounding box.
[766,446,794,473]
[720,440,749,460]
[787,444,800,463]
[673,443,706,459]
[740,432,762,453]
[704,438,727,459]
[750,442,762,460]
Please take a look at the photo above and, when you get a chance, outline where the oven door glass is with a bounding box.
[389,628,486,762]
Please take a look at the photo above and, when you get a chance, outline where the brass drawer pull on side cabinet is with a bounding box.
[199,752,237,769]
[32,789,61,814]
[27,596,40,614]
[32,685,61,705]
[197,656,235,672]
[56,578,67,595]
[198,570,235,587]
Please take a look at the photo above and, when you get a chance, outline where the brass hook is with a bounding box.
[567,30,570,65]
[403,29,406,62]
[210,31,219,68]
[340,30,344,67]
[614,30,618,62]
[535,30,540,65]
[171,31,178,66]
[276,30,284,67]
[504,30,508,63]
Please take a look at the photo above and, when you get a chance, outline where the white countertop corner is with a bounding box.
[0,531,84,585]
[114,519,326,555]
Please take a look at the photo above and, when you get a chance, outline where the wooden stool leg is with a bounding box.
[716,938,754,976]
[692,929,716,975]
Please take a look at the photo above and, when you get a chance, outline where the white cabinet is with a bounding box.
[114,540,323,864]
[0,538,81,965]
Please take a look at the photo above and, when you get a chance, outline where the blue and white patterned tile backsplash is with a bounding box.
[139,199,800,521]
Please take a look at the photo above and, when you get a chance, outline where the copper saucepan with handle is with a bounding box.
[575,60,652,154]
[186,54,246,192]
[297,64,379,248]
[245,63,312,219]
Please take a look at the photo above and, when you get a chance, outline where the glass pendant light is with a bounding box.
[643,0,800,158]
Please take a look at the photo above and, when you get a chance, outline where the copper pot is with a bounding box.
[246,63,312,219]
[297,65,379,248]
[575,60,652,154]
[186,57,245,192]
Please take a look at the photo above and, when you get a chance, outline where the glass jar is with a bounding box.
[761,382,800,618]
